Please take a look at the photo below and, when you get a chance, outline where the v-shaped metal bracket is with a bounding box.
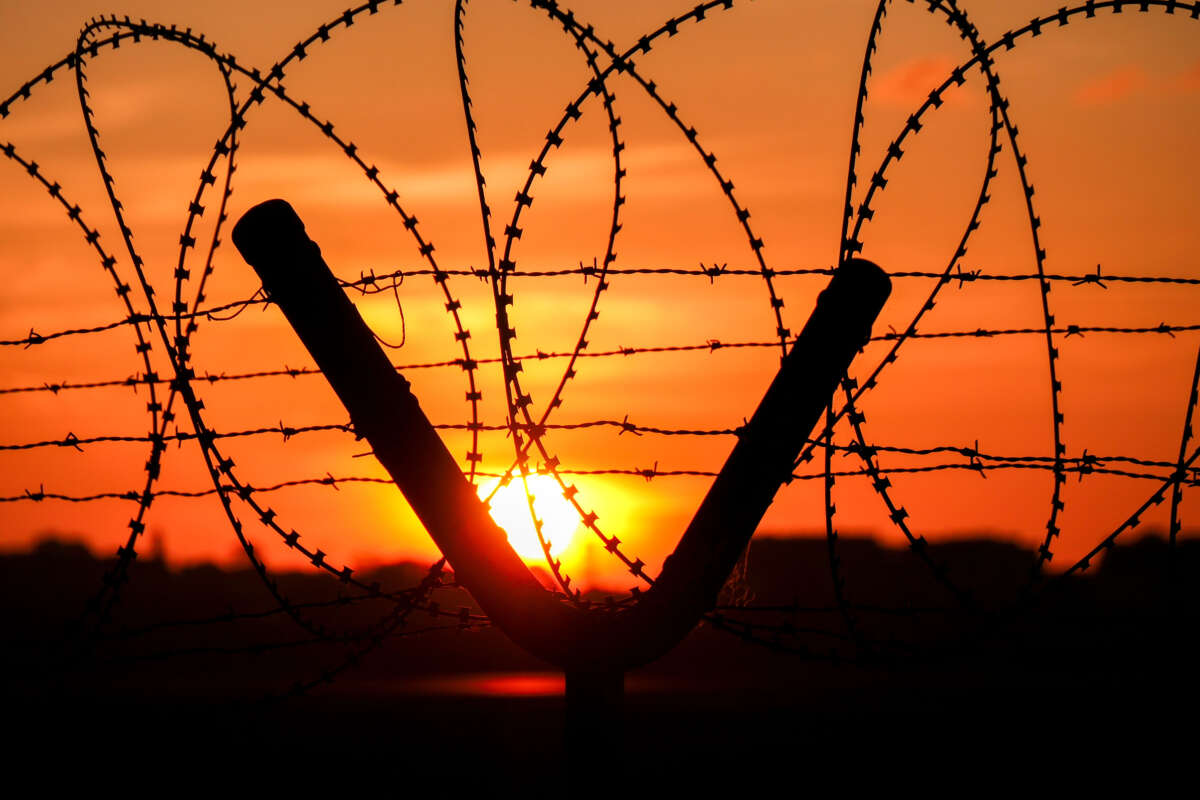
[233,199,890,675]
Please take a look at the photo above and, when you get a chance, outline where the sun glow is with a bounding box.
[480,475,581,562]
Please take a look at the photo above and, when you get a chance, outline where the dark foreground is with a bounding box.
[3,534,1197,783]
[7,653,1194,784]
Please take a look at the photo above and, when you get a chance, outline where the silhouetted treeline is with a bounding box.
[3,533,1197,773]
[3,532,1196,693]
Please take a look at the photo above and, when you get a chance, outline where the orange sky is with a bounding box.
[1,0,1198,590]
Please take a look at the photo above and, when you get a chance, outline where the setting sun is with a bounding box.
[480,475,582,562]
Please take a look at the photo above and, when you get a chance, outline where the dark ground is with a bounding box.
[2,534,1197,783]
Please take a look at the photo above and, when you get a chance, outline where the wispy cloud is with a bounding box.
[872,56,971,106]
[1171,59,1200,93]
[236,142,709,212]
[1073,65,1148,106]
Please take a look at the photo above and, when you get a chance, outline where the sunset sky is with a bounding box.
[1,0,1197,590]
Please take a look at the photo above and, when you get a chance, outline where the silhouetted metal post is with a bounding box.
[565,670,623,769]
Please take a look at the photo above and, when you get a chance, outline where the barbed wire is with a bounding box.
[6,454,1194,507]
[5,321,1198,397]
[2,0,1198,687]
[2,258,1196,351]
[7,414,1200,469]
